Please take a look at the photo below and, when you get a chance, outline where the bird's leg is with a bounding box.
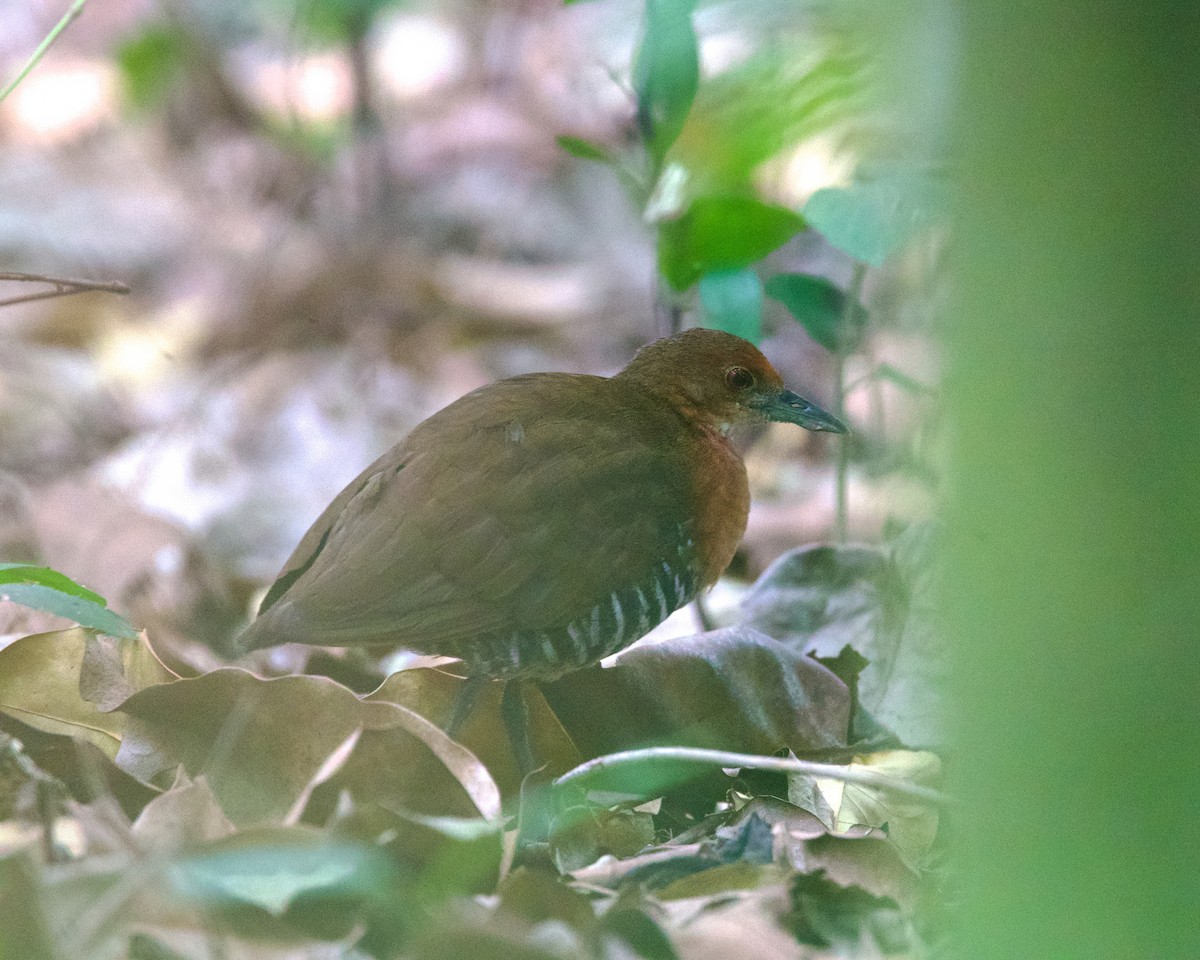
[446,675,486,738]
[500,679,536,779]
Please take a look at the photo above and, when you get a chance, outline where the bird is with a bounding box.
[235,329,847,745]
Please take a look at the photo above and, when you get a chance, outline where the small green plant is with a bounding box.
[560,0,943,536]
[0,563,137,639]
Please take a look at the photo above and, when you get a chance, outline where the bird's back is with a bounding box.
[238,371,749,677]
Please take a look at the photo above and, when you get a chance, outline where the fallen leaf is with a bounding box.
[0,629,126,756]
[662,885,804,960]
[367,668,577,802]
[543,626,851,768]
[0,710,158,818]
[80,631,178,712]
[114,669,501,830]
[789,750,941,871]
[784,870,911,954]
[742,536,943,746]
[131,770,236,850]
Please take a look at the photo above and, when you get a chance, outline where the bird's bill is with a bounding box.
[755,389,849,434]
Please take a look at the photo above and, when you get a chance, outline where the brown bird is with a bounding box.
[236,329,846,738]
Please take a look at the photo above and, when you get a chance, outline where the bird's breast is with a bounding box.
[684,431,751,587]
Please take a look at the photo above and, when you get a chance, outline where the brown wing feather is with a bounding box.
[241,374,700,655]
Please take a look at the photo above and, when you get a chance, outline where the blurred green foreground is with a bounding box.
[943,4,1199,958]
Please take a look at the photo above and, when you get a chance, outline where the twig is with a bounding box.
[553,745,950,806]
[0,271,131,308]
[692,593,717,632]
[833,261,867,542]
[0,0,88,103]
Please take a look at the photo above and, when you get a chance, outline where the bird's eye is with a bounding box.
[725,366,755,390]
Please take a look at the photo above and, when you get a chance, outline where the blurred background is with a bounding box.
[0,0,943,665]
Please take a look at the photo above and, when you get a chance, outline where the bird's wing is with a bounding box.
[245,375,699,653]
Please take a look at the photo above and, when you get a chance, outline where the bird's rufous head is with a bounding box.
[618,328,848,435]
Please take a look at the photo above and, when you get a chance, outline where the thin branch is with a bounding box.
[0,0,88,103]
[0,271,131,309]
[553,745,950,806]
[833,261,868,542]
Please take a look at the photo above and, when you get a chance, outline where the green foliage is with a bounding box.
[946,5,1200,958]
[0,853,55,960]
[803,173,943,266]
[766,272,867,351]
[559,3,887,308]
[658,196,805,290]
[671,41,868,196]
[0,564,137,639]
[698,268,763,343]
[115,23,192,112]
[633,0,700,172]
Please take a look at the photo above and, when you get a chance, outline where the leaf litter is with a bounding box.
[0,534,948,958]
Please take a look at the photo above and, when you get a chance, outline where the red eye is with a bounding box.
[725,366,754,390]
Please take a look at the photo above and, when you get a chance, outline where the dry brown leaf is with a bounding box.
[131,770,237,850]
[664,886,806,960]
[114,668,501,828]
[0,629,126,756]
[369,668,581,797]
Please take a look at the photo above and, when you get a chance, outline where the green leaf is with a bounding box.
[765,273,865,352]
[803,174,944,266]
[170,830,398,917]
[555,135,612,164]
[633,0,699,167]
[699,268,763,344]
[601,906,680,960]
[0,574,137,639]
[0,563,107,605]
[288,0,402,44]
[658,196,805,290]
[380,810,504,902]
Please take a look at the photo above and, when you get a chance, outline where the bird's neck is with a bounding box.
[614,371,728,438]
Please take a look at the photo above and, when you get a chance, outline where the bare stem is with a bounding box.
[833,261,868,542]
[0,0,88,103]
[554,745,949,806]
[833,350,848,542]
[0,271,130,308]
